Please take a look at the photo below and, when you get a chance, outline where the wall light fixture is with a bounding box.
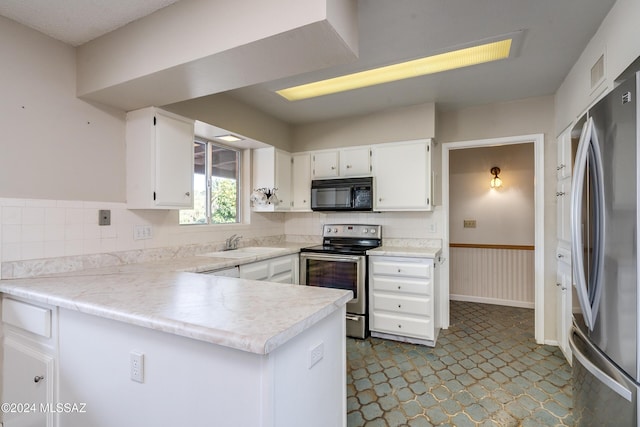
[490,167,502,188]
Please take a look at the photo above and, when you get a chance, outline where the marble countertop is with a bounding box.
[367,245,442,258]
[0,243,352,355]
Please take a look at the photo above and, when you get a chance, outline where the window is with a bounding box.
[180,140,240,225]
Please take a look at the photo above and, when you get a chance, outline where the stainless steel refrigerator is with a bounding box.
[570,71,640,426]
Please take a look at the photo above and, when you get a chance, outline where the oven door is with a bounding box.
[299,252,365,315]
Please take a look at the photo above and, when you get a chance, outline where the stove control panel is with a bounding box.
[322,224,381,238]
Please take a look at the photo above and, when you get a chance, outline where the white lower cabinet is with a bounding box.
[556,248,573,361]
[2,297,58,427]
[239,254,299,284]
[369,255,439,346]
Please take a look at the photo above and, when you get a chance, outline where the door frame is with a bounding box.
[441,133,545,344]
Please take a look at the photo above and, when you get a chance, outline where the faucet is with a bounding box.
[224,234,242,250]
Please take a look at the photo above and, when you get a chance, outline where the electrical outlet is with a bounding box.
[463,219,477,228]
[133,225,153,240]
[309,342,324,369]
[130,351,144,383]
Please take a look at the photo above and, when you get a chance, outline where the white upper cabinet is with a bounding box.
[126,107,194,209]
[312,150,340,179]
[372,139,432,211]
[556,125,573,181]
[252,147,292,211]
[312,146,371,179]
[291,153,311,211]
[339,146,371,177]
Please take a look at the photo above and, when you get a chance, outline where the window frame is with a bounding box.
[179,138,242,225]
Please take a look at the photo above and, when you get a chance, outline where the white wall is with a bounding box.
[449,144,534,246]
[164,93,292,152]
[555,0,640,134]
[0,16,125,203]
[0,18,286,269]
[292,103,435,151]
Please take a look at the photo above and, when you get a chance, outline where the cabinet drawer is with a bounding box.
[239,262,269,280]
[371,312,433,339]
[270,272,293,284]
[371,260,431,278]
[372,277,431,295]
[372,293,431,316]
[270,256,293,277]
[2,298,51,338]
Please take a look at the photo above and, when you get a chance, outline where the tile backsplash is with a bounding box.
[0,197,442,279]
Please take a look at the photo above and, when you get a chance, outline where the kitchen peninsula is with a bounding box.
[0,267,351,427]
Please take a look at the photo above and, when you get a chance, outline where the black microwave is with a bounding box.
[311,177,373,211]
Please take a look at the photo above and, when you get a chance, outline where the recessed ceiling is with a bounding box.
[0,0,617,124]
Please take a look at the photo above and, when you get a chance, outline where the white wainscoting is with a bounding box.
[450,245,535,308]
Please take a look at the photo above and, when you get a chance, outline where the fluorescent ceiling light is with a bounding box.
[276,38,513,101]
[216,134,243,142]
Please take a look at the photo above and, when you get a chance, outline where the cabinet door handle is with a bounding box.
[397,286,401,290]
[185,192,191,197]
[34,375,44,383]
[331,166,336,170]
[397,324,402,329]
[397,304,402,308]
[346,164,352,169]
[397,268,401,273]
[557,164,566,170]
[556,191,565,196]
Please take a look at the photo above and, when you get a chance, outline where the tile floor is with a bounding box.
[346,301,573,426]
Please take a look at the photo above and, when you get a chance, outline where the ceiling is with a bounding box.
[0,0,617,124]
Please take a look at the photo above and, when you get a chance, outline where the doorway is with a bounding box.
[441,134,545,343]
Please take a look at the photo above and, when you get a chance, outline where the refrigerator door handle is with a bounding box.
[570,117,605,331]
[569,328,633,402]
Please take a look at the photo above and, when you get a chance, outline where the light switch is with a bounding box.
[463,219,477,228]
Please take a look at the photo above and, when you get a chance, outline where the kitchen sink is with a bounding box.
[197,247,288,258]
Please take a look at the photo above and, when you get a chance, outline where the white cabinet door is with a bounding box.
[239,254,298,284]
[372,139,432,211]
[291,153,311,211]
[252,147,291,211]
[312,151,339,178]
[275,150,292,209]
[556,180,571,243]
[154,111,195,207]
[339,146,371,177]
[126,107,194,209]
[556,126,573,180]
[3,338,56,427]
[239,260,270,280]
[556,256,572,361]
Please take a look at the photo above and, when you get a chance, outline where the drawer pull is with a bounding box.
[34,375,44,383]
[397,268,401,273]
[397,286,401,290]
[398,324,402,329]
[398,304,402,308]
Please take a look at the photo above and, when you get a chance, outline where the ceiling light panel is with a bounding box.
[277,38,513,101]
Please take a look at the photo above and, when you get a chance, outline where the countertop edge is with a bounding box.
[367,246,442,258]
[0,271,352,355]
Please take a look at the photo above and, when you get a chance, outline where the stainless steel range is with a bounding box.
[300,224,382,338]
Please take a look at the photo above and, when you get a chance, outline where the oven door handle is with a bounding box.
[300,253,362,262]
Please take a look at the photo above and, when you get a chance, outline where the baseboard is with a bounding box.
[449,294,535,309]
